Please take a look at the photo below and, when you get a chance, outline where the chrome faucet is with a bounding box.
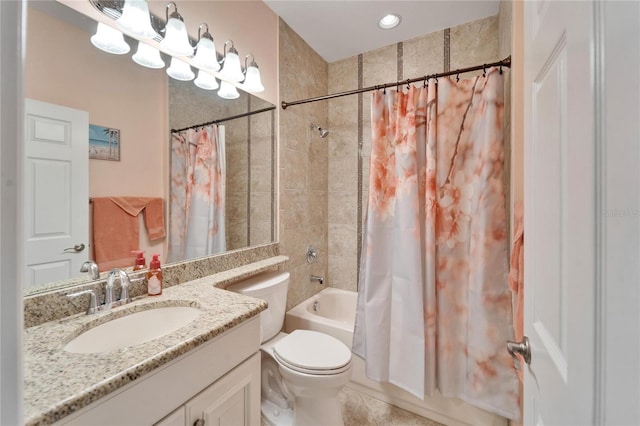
[310,275,324,285]
[80,260,100,280]
[107,268,132,306]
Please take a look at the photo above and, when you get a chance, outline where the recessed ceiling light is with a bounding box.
[378,14,401,30]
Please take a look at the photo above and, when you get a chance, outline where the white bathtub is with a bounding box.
[285,287,508,426]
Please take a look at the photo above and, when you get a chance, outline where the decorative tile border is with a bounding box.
[444,28,451,72]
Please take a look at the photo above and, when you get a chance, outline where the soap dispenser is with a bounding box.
[147,254,163,296]
[132,250,146,271]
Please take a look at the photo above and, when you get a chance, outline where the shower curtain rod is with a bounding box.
[281,56,511,110]
[171,106,276,134]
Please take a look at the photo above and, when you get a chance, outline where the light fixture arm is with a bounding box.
[165,2,183,24]
[244,53,258,72]
[221,40,237,64]
[198,23,213,41]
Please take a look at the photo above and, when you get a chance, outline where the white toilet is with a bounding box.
[227,271,352,426]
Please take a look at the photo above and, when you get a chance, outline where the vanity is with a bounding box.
[24,273,268,426]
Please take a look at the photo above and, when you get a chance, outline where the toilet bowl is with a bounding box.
[227,272,353,426]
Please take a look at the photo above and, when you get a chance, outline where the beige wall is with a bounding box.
[278,20,329,310]
[326,15,501,291]
[25,7,167,261]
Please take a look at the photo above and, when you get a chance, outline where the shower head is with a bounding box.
[310,123,329,138]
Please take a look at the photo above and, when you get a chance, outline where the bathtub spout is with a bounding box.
[310,275,324,285]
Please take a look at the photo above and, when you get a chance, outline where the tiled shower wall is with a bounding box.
[278,19,330,310]
[326,15,501,291]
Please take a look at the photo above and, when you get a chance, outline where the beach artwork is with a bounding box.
[89,124,120,161]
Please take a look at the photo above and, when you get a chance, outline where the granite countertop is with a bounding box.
[23,275,268,426]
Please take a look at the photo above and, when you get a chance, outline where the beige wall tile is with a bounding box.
[363,44,397,88]
[329,158,358,192]
[328,255,357,291]
[328,223,357,258]
[329,56,358,93]
[279,19,329,309]
[403,31,445,79]
[328,191,357,227]
[450,15,499,72]
[328,96,358,128]
[281,148,308,191]
[329,125,359,160]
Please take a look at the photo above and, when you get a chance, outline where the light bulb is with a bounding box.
[132,42,165,69]
[194,70,219,90]
[193,37,220,71]
[116,0,156,39]
[166,57,194,81]
[217,80,239,99]
[219,43,244,82]
[241,63,264,92]
[90,23,130,55]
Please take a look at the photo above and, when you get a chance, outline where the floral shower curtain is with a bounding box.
[168,125,226,262]
[352,69,520,419]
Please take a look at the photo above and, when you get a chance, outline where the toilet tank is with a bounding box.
[226,271,289,343]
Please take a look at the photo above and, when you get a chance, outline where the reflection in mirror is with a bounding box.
[23,1,275,294]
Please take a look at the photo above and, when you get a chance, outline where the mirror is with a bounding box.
[23,1,275,294]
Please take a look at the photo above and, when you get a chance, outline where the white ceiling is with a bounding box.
[264,0,499,63]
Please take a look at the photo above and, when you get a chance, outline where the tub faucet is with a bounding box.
[310,275,324,285]
[80,260,100,280]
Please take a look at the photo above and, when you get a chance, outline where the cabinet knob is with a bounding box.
[193,419,205,426]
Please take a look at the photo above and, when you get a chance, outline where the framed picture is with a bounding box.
[89,124,120,161]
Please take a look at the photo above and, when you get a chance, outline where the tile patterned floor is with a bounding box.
[339,386,445,426]
[261,386,445,426]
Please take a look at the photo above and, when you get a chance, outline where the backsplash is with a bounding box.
[24,243,280,328]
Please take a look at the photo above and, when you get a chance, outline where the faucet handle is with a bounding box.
[118,275,135,304]
[67,289,100,315]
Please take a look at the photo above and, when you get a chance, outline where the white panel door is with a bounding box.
[523,1,595,424]
[24,99,89,289]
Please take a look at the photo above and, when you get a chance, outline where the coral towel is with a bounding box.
[92,197,165,270]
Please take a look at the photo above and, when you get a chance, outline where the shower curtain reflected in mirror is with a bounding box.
[353,69,520,420]
[168,125,226,263]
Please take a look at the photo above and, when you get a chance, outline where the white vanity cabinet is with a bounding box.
[157,352,260,426]
[57,317,261,426]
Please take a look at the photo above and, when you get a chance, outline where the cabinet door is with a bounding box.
[155,407,185,426]
[186,353,261,426]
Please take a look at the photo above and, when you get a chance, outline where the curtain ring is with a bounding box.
[456,72,460,82]
[423,76,428,88]
[406,79,411,90]
[482,64,487,77]
[383,85,386,94]
[499,64,503,75]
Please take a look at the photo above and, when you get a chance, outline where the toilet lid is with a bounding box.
[273,330,352,374]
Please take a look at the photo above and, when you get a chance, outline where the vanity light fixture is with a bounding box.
[378,13,401,30]
[219,40,244,83]
[217,80,240,99]
[194,70,219,90]
[91,22,130,55]
[240,54,264,93]
[193,24,220,71]
[116,0,156,39]
[160,2,193,56]
[166,57,195,81]
[132,41,165,68]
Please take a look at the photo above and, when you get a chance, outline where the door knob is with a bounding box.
[507,336,531,365]
[63,243,85,253]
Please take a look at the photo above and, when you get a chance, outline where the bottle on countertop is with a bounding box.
[132,250,146,271]
[147,254,162,296]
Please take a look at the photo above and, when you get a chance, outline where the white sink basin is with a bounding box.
[64,306,201,354]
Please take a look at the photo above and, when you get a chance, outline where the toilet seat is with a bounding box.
[273,330,352,376]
